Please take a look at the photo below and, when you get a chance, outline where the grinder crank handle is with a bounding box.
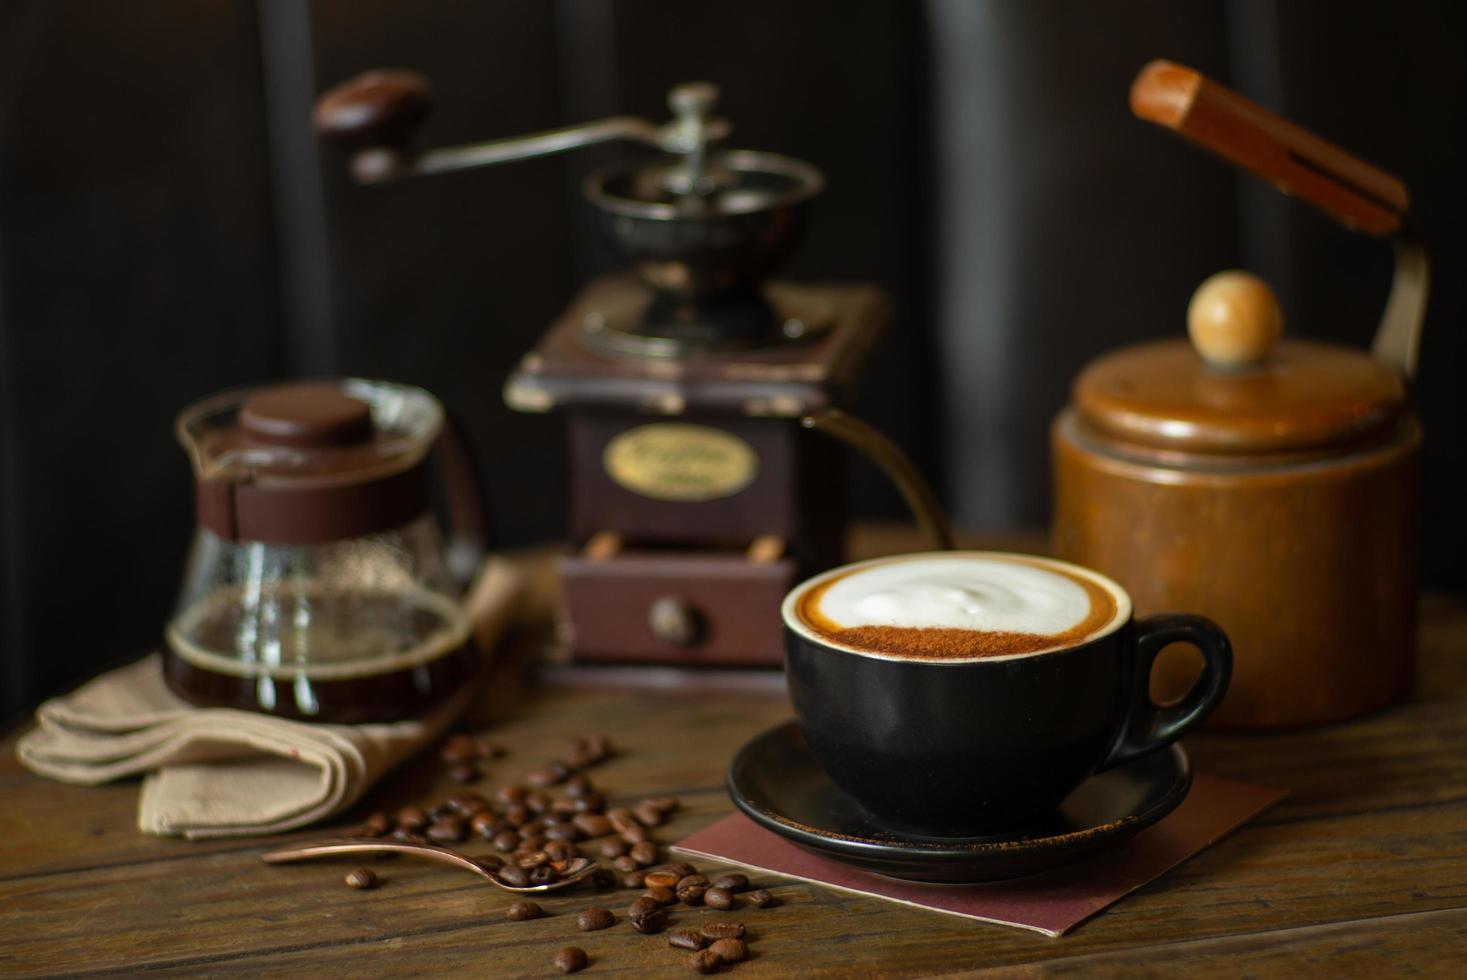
[315,71,728,185]
[1130,60,1409,237]
[1132,60,1428,379]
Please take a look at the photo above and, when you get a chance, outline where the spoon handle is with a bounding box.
[261,838,495,880]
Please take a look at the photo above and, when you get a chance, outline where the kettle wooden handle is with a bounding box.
[1130,60,1409,237]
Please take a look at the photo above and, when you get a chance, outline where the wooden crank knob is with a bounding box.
[1187,270,1283,369]
[314,69,432,182]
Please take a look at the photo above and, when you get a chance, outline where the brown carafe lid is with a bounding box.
[1074,272,1406,455]
[178,379,444,543]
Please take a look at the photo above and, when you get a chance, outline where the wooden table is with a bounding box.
[3,532,1466,977]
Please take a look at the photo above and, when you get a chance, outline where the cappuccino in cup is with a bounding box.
[791,553,1123,660]
[781,551,1230,836]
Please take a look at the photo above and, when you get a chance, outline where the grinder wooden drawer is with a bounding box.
[560,536,795,667]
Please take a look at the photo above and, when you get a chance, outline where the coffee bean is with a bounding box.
[477,853,505,870]
[554,947,589,974]
[591,868,617,889]
[426,817,467,843]
[519,833,548,852]
[668,930,708,951]
[644,886,677,905]
[576,907,614,931]
[575,814,613,838]
[709,938,748,963]
[395,805,428,831]
[364,811,393,835]
[746,889,776,908]
[612,855,639,873]
[525,791,551,814]
[440,734,477,765]
[518,850,551,869]
[491,830,520,851]
[621,870,647,889]
[710,873,749,893]
[529,865,560,886]
[391,828,429,845]
[676,885,706,906]
[497,864,531,887]
[528,763,572,788]
[474,736,506,759]
[572,792,606,814]
[550,799,579,820]
[344,867,378,890]
[629,841,658,867]
[689,949,721,974]
[546,824,584,843]
[448,792,489,815]
[449,763,480,784]
[628,896,661,917]
[630,905,668,934]
[599,838,629,859]
[469,812,496,838]
[665,862,698,879]
[497,784,527,805]
[631,803,663,827]
[700,922,745,940]
[564,773,593,797]
[704,886,735,910]
[505,900,542,921]
[619,824,651,845]
[676,874,709,890]
[646,796,680,815]
[503,804,531,828]
[644,870,681,889]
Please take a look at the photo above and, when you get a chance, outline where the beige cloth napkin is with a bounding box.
[16,558,522,840]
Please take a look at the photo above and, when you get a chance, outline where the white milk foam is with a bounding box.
[815,556,1092,636]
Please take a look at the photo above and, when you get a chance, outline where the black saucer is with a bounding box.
[726,720,1192,883]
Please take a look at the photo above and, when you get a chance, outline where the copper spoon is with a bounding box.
[261,838,598,893]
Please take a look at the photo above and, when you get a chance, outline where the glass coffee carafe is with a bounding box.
[163,378,481,723]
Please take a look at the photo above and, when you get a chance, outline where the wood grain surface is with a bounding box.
[2,533,1464,977]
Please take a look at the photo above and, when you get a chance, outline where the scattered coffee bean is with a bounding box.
[554,947,589,974]
[710,874,749,893]
[546,840,579,862]
[676,874,709,889]
[629,841,658,867]
[550,799,579,820]
[469,812,497,838]
[628,896,661,917]
[591,868,617,890]
[665,862,698,879]
[450,792,489,815]
[704,887,735,910]
[613,855,639,873]
[630,905,668,934]
[700,922,746,940]
[575,814,614,838]
[746,889,776,909]
[606,809,639,833]
[474,736,506,759]
[619,823,651,845]
[440,734,478,765]
[497,864,531,887]
[504,804,531,827]
[528,763,572,788]
[364,812,393,836]
[426,817,467,843]
[689,949,721,974]
[546,824,584,843]
[577,907,615,931]
[529,865,560,886]
[572,792,606,814]
[525,791,551,814]
[391,828,429,845]
[449,763,480,784]
[644,886,677,906]
[709,938,748,963]
[564,773,593,797]
[395,805,428,831]
[520,833,548,852]
[621,870,647,889]
[676,885,706,906]
[493,830,520,852]
[344,867,378,890]
[644,870,681,889]
[497,785,527,805]
[646,796,680,815]
[668,930,708,951]
[506,900,543,921]
[599,839,629,859]
[633,803,665,827]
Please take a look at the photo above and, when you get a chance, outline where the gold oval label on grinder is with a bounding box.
[603,424,758,502]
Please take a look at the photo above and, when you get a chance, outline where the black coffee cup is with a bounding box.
[781,552,1231,837]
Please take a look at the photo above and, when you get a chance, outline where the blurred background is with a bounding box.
[2,0,1464,723]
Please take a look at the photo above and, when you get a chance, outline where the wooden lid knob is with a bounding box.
[1187,270,1283,369]
[314,69,432,147]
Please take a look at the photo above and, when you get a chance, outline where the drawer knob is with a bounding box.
[649,596,703,647]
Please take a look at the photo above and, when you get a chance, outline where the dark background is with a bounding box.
[2,0,1463,723]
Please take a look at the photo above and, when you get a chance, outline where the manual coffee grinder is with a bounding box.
[315,72,947,666]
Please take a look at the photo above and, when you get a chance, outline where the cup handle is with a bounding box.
[1101,613,1232,769]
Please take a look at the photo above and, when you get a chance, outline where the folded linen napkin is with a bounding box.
[16,558,522,839]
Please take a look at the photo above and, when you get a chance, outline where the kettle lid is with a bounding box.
[1074,272,1407,455]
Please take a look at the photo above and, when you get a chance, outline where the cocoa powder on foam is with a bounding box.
[797,555,1118,660]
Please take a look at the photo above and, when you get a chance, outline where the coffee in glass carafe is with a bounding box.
[164,379,480,723]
